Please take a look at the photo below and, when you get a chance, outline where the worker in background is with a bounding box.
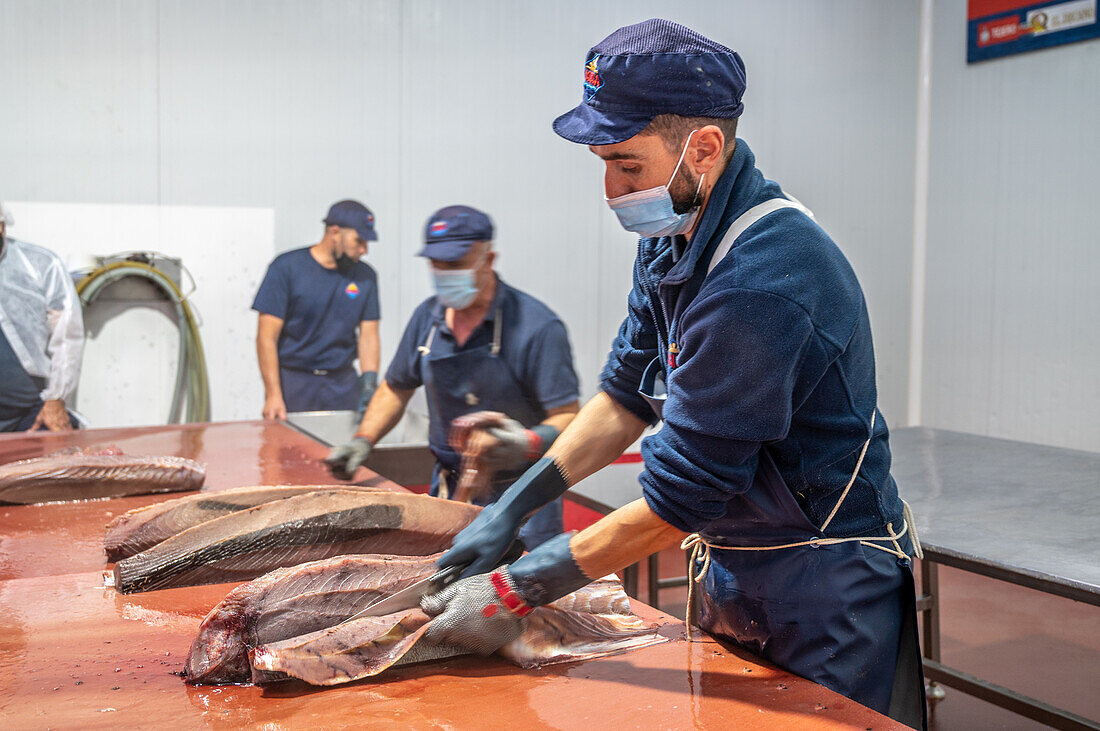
[253,200,381,419]
[325,205,580,548]
[418,21,926,730]
[0,201,84,432]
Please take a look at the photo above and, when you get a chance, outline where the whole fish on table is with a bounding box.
[0,446,204,504]
[112,490,480,593]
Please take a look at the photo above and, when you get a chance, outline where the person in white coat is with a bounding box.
[0,202,84,431]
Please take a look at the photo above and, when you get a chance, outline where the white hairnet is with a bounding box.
[0,238,84,402]
[0,201,13,227]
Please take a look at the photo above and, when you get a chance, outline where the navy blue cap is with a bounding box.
[417,205,494,262]
[553,19,746,146]
[323,199,378,242]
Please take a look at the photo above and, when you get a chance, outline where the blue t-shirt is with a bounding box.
[252,247,380,371]
[386,277,580,417]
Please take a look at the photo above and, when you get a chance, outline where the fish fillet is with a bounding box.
[0,451,205,504]
[184,551,668,686]
[250,577,666,685]
[185,553,440,684]
[113,490,480,593]
[104,484,394,562]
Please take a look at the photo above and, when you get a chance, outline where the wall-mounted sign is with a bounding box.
[968,0,1098,62]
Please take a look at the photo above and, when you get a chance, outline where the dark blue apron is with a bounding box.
[636,198,926,729]
[419,307,563,549]
[0,324,48,432]
[280,365,359,412]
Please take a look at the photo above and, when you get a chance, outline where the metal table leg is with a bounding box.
[920,558,947,704]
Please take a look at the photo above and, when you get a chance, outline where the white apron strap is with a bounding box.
[706,194,814,276]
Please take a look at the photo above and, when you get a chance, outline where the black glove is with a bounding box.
[324,436,373,480]
[357,372,378,416]
[437,457,570,578]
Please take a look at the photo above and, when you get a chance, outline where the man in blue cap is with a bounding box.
[252,199,381,419]
[420,20,925,729]
[325,205,580,549]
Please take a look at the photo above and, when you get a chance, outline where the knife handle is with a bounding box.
[435,539,527,591]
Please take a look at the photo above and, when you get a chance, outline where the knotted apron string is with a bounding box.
[678,409,924,640]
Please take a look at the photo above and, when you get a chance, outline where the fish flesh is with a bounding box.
[113,490,480,594]
[185,553,439,684]
[249,576,667,686]
[0,450,205,504]
[184,551,667,686]
[104,484,395,562]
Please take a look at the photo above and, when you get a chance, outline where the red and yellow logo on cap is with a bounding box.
[584,53,602,102]
[345,282,360,299]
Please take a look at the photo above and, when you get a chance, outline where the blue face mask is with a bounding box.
[431,255,484,310]
[605,129,705,238]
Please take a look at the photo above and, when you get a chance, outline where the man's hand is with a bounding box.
[438,457,570,578]
[30,400,71,432]
[420,569,529,655]
[450,411,541,474]
[262,395,287,421]
[437,501,524,578]
[325,436,373,480]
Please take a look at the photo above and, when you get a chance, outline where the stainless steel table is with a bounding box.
[891,427,1099,730]
[284,410,436,487]
[565,427,1100,730]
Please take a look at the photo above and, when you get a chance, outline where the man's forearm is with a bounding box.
[256,336,282,398]
[570,498,687,579]
[355,381,414,444]
[545,390,647,485]
[358,321,381,374]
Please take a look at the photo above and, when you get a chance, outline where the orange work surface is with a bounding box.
[0,422,904,730]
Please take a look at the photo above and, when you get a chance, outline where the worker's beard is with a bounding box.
[670,167,703,215]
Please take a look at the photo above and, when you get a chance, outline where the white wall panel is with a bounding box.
[1,1,918,431]
[7,201,274,428]
[923,0,1100,450]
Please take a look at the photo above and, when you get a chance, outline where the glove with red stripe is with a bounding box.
[422,533,591,655]
[420,568,532,655]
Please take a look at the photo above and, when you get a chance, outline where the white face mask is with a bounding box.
[431,253,486,310]
[605,129,705,238]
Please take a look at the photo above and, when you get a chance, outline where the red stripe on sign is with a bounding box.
[612,452,644,465]
[968,0,1032,21]
[978,15,1026,45]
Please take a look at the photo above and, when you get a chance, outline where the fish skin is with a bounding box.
[497,577,668,669]
[248,576,667,685]
[113,490,480,594]
[104,484,394,562]
[249,609,441,686]
[188,552,668,687]
[185,553,440,684]
[0,453,205,504]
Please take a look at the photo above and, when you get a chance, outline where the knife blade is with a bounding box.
[339,541,525,624]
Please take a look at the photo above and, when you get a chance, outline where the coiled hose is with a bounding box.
[75,260,211,423]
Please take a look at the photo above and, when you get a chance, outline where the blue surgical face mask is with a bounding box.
[431,254,485,310]
[605,129,705,238]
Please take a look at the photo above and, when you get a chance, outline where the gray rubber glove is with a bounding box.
[324,436,373,480]
[420,569,530,655]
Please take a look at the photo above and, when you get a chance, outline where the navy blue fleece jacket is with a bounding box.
[601,139,904,539]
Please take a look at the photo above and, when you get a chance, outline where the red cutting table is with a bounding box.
[0,421,903,730]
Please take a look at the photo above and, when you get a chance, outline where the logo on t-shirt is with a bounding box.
[345,282,360,299]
